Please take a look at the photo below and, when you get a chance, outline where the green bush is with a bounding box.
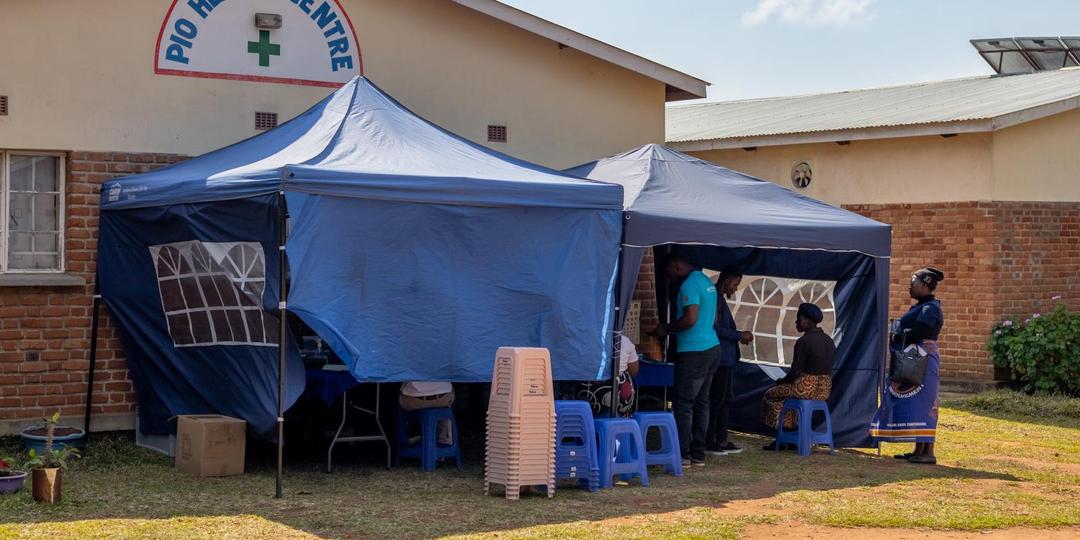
[987,301,1080,396]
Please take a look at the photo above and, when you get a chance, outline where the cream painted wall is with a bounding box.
[992,107,1080,202]
[0,0,664,168]
[690,134,994,205]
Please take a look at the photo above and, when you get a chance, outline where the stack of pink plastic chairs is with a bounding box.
[484,347,556,500]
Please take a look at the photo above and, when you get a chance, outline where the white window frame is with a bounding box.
[150,240,276,348]
[709,272,838,367]
[0,150,66,274]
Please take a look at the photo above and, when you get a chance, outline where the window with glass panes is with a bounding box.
[1,152,64,272]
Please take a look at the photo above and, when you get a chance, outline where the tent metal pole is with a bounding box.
[275,190,287,499]
[610,253,620,418]
[610,215,628,418]
[83,274,101,438]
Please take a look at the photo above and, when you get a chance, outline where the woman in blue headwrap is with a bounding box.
[761,302,836,449]
[871,267,945,465]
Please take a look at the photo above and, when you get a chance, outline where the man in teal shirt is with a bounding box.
[651,254,721,466]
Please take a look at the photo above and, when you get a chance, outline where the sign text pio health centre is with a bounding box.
[155,0,362,87]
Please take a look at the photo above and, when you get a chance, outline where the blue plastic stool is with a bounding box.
[554,401,599,492]
[594,417,649,488]
[775,399,835,457]
[633,411,683,476]
[395,407,462,471]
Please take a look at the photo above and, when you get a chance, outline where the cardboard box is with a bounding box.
[176,415,246,477]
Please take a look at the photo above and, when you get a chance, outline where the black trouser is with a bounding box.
[674,345,721,460]
[706,365,733,447]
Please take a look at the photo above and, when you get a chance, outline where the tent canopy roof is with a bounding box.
[565,144,891,257]
[102,77,622,211]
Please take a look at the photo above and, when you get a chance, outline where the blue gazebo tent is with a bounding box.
[97,77,623,452]
[566,144,891,447]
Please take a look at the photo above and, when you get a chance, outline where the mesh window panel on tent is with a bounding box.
[706,272,837,367]
[149,240,278,347]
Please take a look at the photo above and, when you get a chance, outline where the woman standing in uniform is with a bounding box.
[870,267,945,465]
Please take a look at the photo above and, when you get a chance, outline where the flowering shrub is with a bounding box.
[0,457,19,476]
[987,300,1080,396]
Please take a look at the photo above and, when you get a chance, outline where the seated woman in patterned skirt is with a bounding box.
[761,303,836,450]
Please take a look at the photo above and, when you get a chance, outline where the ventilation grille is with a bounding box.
[255,112,278,130]
[487,125,507,143]
[0,96,7,116]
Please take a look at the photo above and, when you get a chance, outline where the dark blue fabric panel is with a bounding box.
[98,195,305,436]
[675,246,887,447]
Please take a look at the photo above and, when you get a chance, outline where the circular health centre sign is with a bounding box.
[155,0,362,87]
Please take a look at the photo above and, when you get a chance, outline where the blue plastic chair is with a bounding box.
[395,407,462,471]
[775,399,835,457]
[594,417,649,488]
[632,411,683,476]
[554,400,599,491]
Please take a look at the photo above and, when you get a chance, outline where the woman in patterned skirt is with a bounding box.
[761,303,836,449]
[871,267,945,465]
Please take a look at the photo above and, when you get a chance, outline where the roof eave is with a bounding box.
[668,94,1080,150]
[451,0,709,101]
[665,86,706,102]
[667,120,993,151]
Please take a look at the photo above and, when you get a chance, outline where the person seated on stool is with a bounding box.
[399,381,455,445]
[761,303,836,450]
[570,334,640,416]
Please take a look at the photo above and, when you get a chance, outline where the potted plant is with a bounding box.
[0,456,27,495]
[23,412,80,503]
[21,415,85,455]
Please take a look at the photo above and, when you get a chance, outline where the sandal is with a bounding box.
[907,454,937,465]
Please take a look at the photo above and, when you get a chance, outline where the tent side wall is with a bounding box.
[98,194,305,435]
[283,192,622,383]
[653,245,888,448]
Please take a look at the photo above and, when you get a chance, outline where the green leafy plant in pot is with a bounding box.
[0,455,27,495]
[23,412,80,503]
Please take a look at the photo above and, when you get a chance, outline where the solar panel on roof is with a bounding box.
[972,37,1080,75]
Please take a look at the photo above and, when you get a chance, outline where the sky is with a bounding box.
[500,0,1080,102]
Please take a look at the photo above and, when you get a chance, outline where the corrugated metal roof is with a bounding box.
[666,68,1080,143]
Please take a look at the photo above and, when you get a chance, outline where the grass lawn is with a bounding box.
[0,390,1077,539]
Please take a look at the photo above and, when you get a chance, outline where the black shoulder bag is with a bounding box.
[889,329,929,386]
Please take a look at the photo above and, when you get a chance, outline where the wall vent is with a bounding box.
[0,96,8,116]
[487,125,508,143]
[255,111,278,130]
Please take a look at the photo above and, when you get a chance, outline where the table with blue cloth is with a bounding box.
[302,367,390,471]
[303,368,362,407]
[632,358,675,412]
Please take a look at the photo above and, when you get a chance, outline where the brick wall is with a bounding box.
[5,158,1076,429]
[0,151,185,432]
[995,203,1080,317]
[845,201,1080,381]
[632,250,663,359]
[627,202,1079,381]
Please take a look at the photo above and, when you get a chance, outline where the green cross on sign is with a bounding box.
[247,30,280,67]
